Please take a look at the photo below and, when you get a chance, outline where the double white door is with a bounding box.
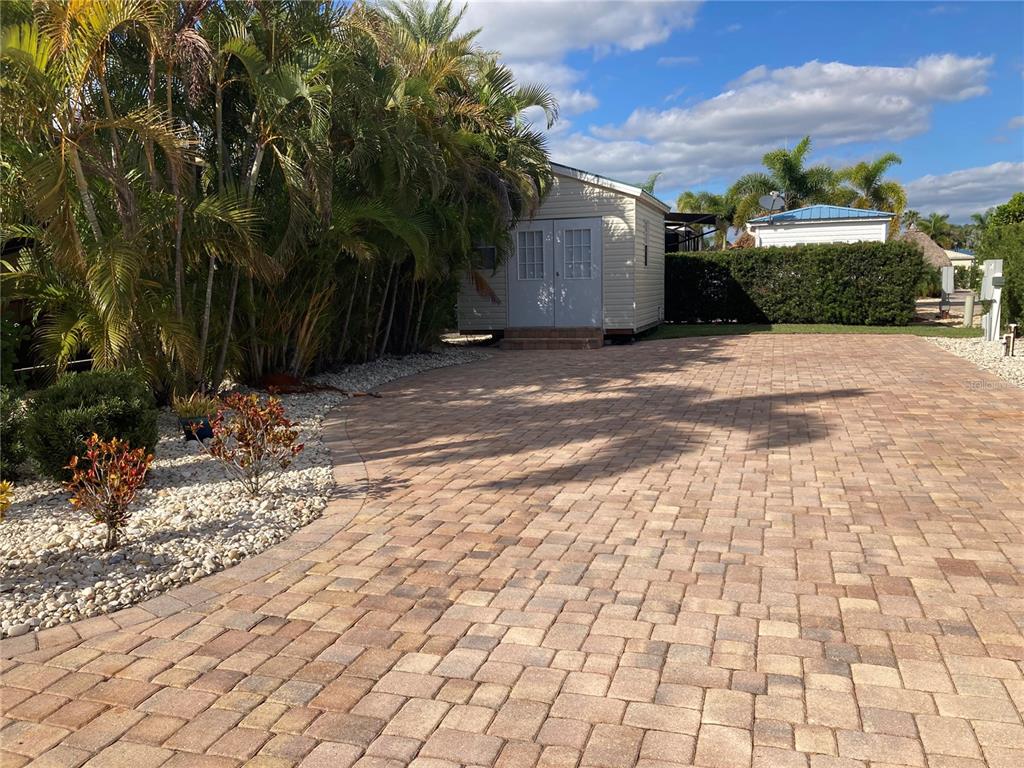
[507,217,603,328]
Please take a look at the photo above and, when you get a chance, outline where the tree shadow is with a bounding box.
[344,339,868,494]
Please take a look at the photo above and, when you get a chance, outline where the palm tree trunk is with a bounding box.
[337,263,360,360]
[212,266,240,392]
[146,44,159,190]
[196,255,217,390]
[360,262,376,361]
[69,145,103,243]
[167,66,185,323]
[413,282,430,352]
[378,268,400,358]
[401,279,417,353]
[370,262,394,361]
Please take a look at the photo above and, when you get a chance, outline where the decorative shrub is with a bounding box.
[0,480,12,521]
[665,241,925,325]
[65,434,153,550]
[917,265,942,299]
[25,370,159,480]
[978,222,1024,328]
[198,393,303,495]
[172,392,220,419]
[0,386,28,480]
[954,263,983,292]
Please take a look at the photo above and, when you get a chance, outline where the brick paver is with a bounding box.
[2,336,1023,767]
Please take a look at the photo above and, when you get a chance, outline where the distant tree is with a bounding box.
[838,152,907,233]
[903,209,922,231]
[676,191,736,250]
[918,213,954,248]
[988,192,1024,226]
[639,172,662,195]
[728,136,839,226]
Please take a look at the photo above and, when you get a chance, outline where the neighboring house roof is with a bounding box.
[748,204,895,225]
[551,162,671,213]
[899,230,952,268]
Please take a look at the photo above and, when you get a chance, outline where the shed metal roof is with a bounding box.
[550,162,671,213]
[748,204,894,225]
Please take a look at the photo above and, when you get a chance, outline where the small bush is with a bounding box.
[25,370,159,480]
[1,388,28,479]
[954,263,982,292]
[198,393,303,495]
[917,265,942,299]
[665,241,924,325]
[0,386,28,480]
[65,434,153,550]
[0,480,12,521]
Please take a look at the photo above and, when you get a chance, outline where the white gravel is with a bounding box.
[0,347,489,638]
[926,337,1024,390]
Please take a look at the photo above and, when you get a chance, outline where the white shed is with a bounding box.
[747,205,894,247]
[457,163,670,344]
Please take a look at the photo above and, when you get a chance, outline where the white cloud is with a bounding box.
[459,1,701,117]
[1009,115,1024,129]
[904,162,1024,221]
[658,55,699,67]
[543,54,995,196]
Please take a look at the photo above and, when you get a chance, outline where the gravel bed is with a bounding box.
[926,337,1024,390]
[0,347,489,638]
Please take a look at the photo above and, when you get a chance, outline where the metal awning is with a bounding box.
[665,212,717,227]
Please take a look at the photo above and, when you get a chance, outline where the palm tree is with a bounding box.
[902,209,922,231]
[838,152,907,233]
[728,136,840,227]
[917,213,954,248]
[676,191,736,250]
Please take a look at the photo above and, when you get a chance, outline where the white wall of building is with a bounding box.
[750,219,889,247]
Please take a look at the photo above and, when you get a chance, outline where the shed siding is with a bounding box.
[632,199,666,331]
[532,173,636,329]
[458,260,508,331]
[752,220,888,247]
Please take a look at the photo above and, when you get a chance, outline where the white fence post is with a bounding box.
[980,259,1003,342]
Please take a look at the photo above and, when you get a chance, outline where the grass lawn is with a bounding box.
[644,323,984,340]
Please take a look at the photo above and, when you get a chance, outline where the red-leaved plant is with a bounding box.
[65,434,154,550]
[198,393,303,495]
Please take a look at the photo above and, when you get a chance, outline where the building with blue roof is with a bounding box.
[746,204,894,247]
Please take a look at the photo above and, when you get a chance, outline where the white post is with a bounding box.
[980,259,1004,342]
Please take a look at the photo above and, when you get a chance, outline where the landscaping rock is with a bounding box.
[926,337,1024,390]
[0,347,488,637]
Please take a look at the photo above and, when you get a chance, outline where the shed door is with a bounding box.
[507,223,554,327]
[553,217,602,327]
[507,218,602,328]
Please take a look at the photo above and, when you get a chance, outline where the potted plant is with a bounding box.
[171,393,219,441]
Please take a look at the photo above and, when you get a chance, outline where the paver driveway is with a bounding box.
[2,335,1024,768]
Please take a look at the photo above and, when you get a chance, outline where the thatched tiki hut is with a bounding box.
[899,229,952,268]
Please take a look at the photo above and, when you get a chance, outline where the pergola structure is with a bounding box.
[665,211,717,252]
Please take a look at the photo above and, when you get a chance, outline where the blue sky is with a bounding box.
[458,1,1024,220]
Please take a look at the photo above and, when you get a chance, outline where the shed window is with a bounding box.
[563,228,592,279]
[517,230,544,280]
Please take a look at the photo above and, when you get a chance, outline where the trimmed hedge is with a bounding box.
[25,370,159,480]
[978,222,1024,328]
[665,241,925,325]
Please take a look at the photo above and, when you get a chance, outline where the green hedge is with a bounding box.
[25,370,159,480]
[0,386,28,480]
[665,241,925,325]
[978,222,1024,328]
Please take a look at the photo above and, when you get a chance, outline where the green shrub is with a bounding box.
[25,370,159,480]
[954,263,982,292]
[978,222,1024,329]
[665,241,924,325]
[0,386,29,480]
[917,265,942,299]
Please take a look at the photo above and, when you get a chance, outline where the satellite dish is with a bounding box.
[758,193,784,212]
